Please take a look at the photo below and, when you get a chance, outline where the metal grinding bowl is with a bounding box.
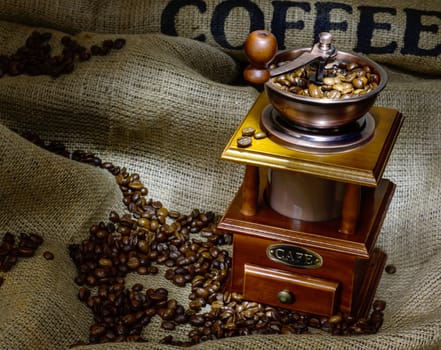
[264,33,387,129]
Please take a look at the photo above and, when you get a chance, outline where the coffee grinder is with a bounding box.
[217,31,403,318]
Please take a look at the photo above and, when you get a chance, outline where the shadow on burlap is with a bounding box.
[0,16,440,350]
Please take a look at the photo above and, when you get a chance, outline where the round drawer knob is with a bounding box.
[277,290,295,304]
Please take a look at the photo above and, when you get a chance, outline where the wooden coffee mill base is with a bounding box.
[218,93,403,318]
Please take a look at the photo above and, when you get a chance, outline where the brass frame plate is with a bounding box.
[221,92,403,187]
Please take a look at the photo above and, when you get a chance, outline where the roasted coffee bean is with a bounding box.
[90,45,103,56]
[98,258,112,267]
[102,40,114,50]
[43,251,54,260]
[156,207,169,217]
[237,136,252,148]
[168,210,180,219]
[254,131,266,139]
[175,313,188,324]
[121,314,137,326]
[136,266,149,275]
[17,247,35,257]
[28,233,44,245]
[79,51,91,61]
[194,287,209,298]
[90,324,107,337]
[85,275,97,287]
[242,127,256,137]
[189,314,205,327]
[372,300,386,312]
[131,283,143,292]
[328,314,343,324]
[109,211,120,222]
[385,264,396,274]
[78,287,91,302]
[189,300,203,311]
[126,256,140,270]
[113,38,126,49]
[161,321,176,330]
[159,307,175,321]
[172,274,186,287]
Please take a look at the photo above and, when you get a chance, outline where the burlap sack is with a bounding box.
[0,0,440,74]
[0,3,441,350]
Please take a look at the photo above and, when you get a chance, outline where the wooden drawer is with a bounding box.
[243,264,340,316]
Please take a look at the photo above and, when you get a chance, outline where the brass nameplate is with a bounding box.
[267,244,323,269]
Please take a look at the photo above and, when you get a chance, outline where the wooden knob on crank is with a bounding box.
[243,30,278,85]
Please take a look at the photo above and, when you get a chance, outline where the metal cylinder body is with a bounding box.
[267,169,345,222]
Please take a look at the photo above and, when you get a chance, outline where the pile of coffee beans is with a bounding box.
[0,232,44,286]
[270,61,380,99]
[0,30,125,78]
[67,163,234,344]
[20,132,387,346]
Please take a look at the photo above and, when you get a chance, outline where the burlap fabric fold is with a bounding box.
[0,4,441,350]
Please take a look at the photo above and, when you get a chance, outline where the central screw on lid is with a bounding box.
[318,32,333,50]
